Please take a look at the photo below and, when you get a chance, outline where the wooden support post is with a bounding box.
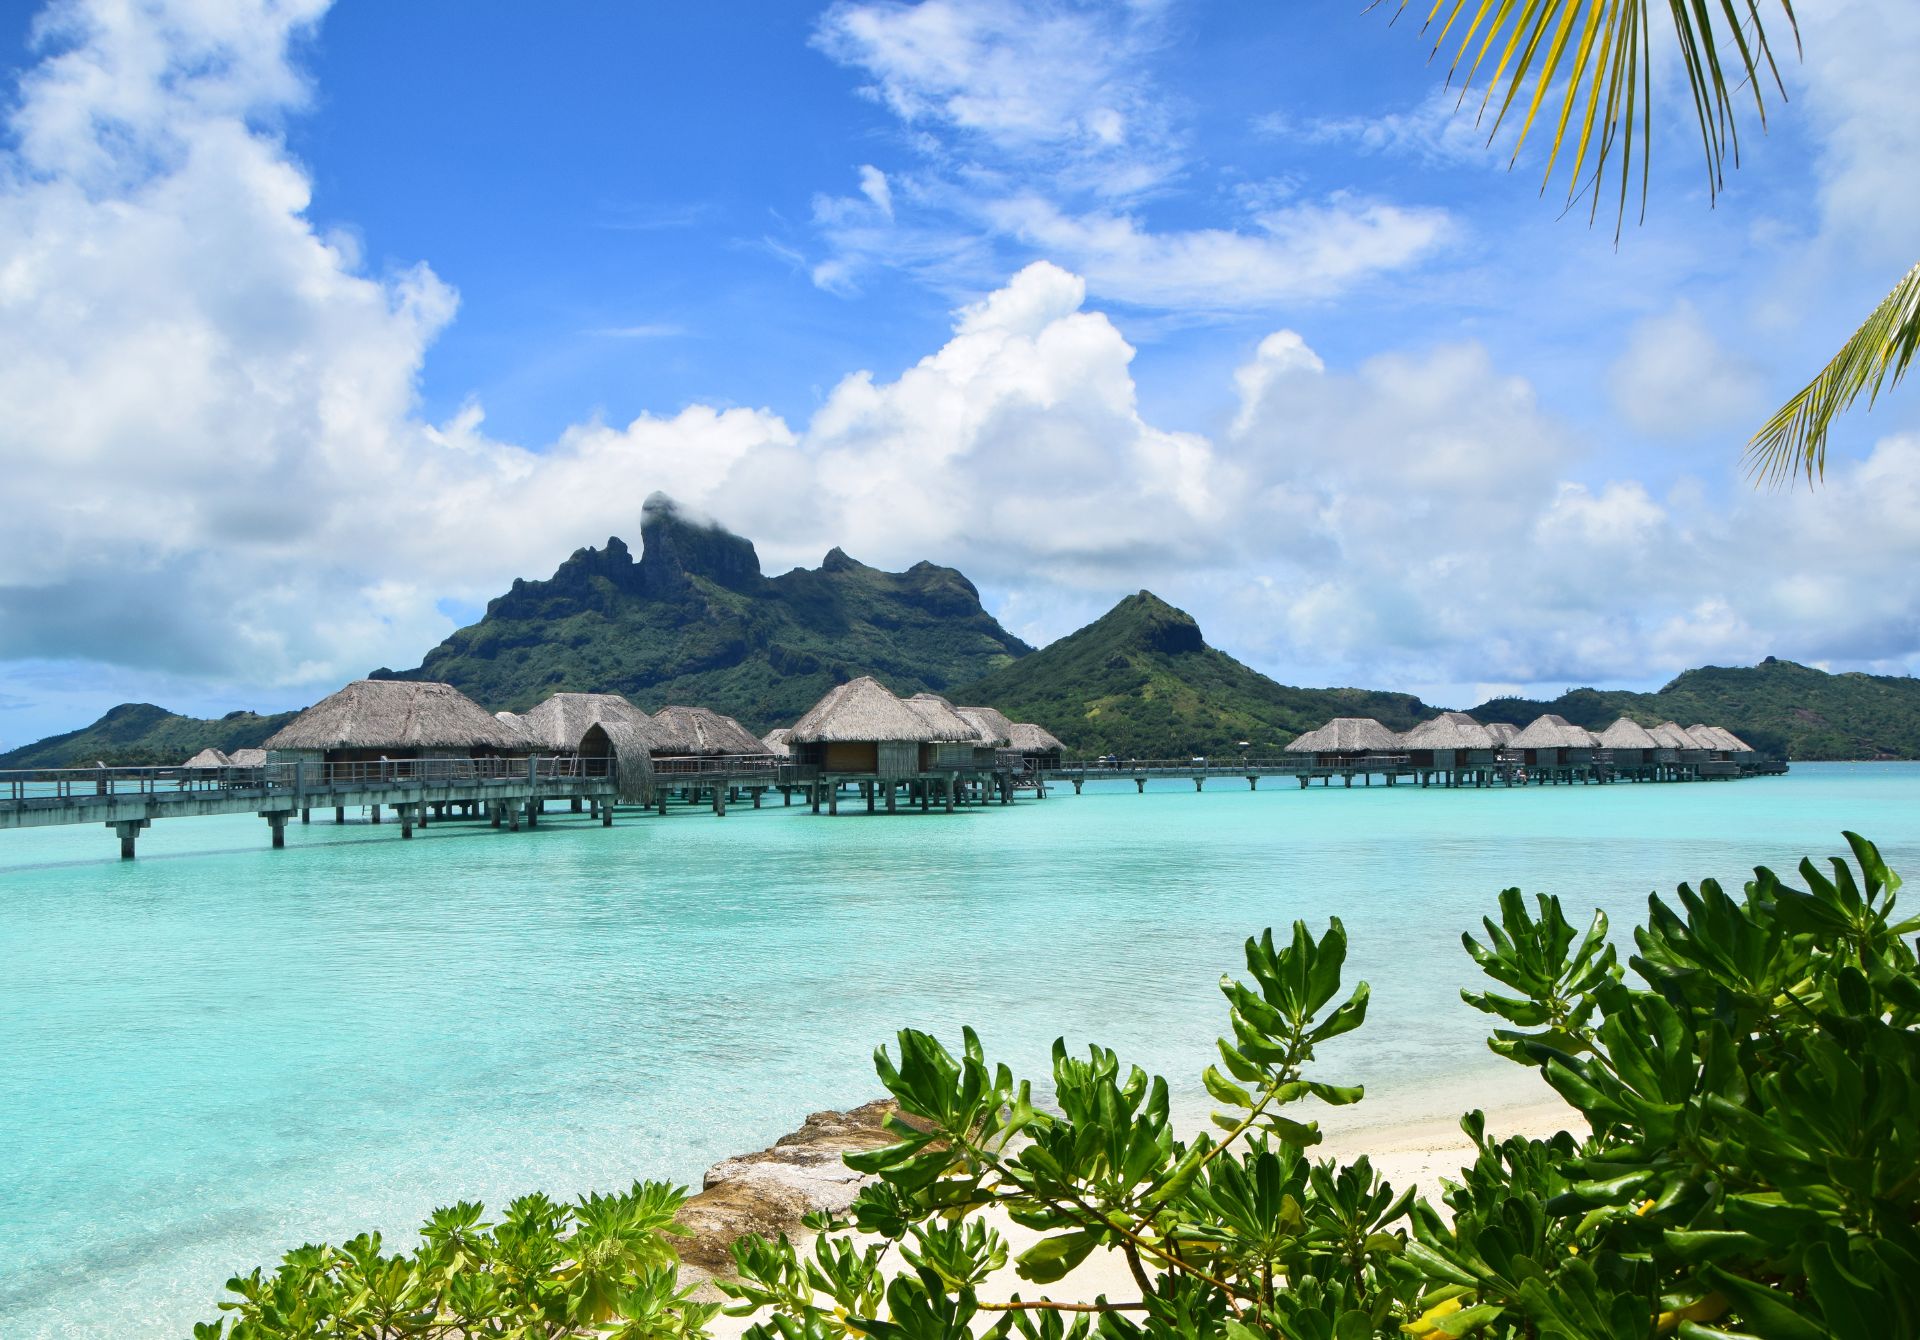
[401,806,414,839]
[335,806,345,823]
[944,777,954,813]
[810,785,820,814]
[865,783,875,814]
[1073,779,1084,794]
[885,785,897,815]
[1298,776,1308,789]
[828,787,839,816]
[370,804,382,824]
[1247,776,1257,790]
[713,787,726,817]
[919,784,929,813]
[508,805,520,831]
[1345,774,1354,788]
[1193,776,1204,792]
[264,812,287,849]
[783,787,792,806]
[1136,777,1146,793]
[753,788,763,809]
[301,808,310,824]
[602,800,614,826]
[489,803,501,828]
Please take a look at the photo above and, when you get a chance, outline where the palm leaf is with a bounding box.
[1746,262,1920,485]
[1391,0,1799,233]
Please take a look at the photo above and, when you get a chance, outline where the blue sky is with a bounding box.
[1,0,1917,748]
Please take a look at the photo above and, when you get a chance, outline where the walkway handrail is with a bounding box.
[0,754,608,803]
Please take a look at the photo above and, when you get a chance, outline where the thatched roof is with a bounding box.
[954,704,1016,747]
[1009,722,1066,754]
[1402,711,1496,750]
[762,727,793,757]
[494,711,533,748]
[518,692,651,752]
[1651,722,1704,749]
[264,680,521,752]
[1512,715,1598,749]
[902,692,983,742]
[1597,718,1660,750]
[581,720,658,803]
[228,748,267,767]
[1685,724,1749,752]
[1484,722,1520,744]
[181,747,232,769]
[1285,718,1402,753]
[648,705,765,756]
[790,676,950,744]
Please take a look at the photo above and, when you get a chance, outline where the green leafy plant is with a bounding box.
[201,834,1920,1339]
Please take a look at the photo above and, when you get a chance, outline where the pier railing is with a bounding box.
[1,755,609,803]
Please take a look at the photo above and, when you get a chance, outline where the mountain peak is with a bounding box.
[1103,590,1204,656]
[638,493,762,593]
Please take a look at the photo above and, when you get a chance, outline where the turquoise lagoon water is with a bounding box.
[2,763,1917,1337]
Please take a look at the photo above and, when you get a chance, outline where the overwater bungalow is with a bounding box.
[1485,722,1520,747]
[1008,722,1066,767]
[1597,718,1661,774]
[263,680,524,772]
[1285,718,1402,767]
[577,720,658,804]
[515,692,652,754]
[900,693,985,769]
[228,748,268,767]
[1654,722,1713,766]
[1510,715,1598,769]
[180,747,232,770]
[646,706,766,757]
[1401,712,1498,771]
[761,727,793,758]
[789,676,992,812]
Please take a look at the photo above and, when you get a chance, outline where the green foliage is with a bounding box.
[955,592,1432,758]
[0,703,297,769]
[199,834,1920,1339]
[380,510,1030,732]
[1469,657,1920,760]
[197,1182,717,1339]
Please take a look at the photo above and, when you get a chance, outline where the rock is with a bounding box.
[673,1100,918,1281]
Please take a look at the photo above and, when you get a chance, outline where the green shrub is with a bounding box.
[200,834,1920,1339]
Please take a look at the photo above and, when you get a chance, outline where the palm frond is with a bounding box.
[1747,262,1920,486]
[1391,0,1799,233]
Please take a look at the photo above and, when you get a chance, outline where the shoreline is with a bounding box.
[682,1090,1585,1333]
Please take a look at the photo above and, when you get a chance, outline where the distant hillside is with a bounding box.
[1469,657,1920,760]
[376,494,1030,732]
[0,703,297,769]
[955,591,1431,757]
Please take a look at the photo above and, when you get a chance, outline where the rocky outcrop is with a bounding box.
[673,1100,920,1280]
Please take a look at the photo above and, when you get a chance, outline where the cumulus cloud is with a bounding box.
[1608,303,1764,438]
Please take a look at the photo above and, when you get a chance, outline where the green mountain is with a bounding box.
[1468,657,1920,760]
[955,591,1431,757]
[0,703,297,769]
[374,494,1031,731]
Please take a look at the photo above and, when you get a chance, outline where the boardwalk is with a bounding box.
[1041,751,1784,792]
[0,756,620,858]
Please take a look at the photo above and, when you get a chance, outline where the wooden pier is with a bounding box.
[0,756,620,859]
[1040,750,1782,793]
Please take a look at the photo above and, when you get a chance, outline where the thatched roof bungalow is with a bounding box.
[228,748,268,767]
[1285,718,1402,766]
[1650,722,1710,758]
[263,680,523,762]
[790,676,951,776]
[1485,722,1521,746]
[517,692,651,754]
[1597,718,1660,766]
[1511,715,1599,766]
[647,706,765,757]
[907,694,1006,769]
[761,727,793,758]
[1689,724,1754,756]
[181,747,232,770]
[1401,712,1497,767]
[1008,722,1065,765]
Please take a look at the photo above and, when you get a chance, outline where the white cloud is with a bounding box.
[1798,0,1920,268]
[807,0,1453,312]
[1609,303,1764,437]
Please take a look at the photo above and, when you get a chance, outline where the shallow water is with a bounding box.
[2,763,1915,1337]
